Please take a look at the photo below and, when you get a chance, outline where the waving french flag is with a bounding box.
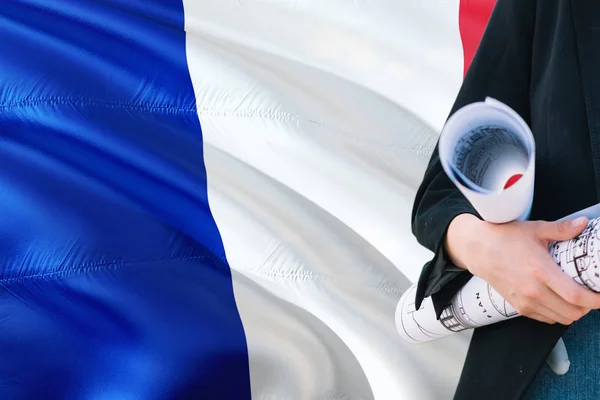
[0,1,494,399]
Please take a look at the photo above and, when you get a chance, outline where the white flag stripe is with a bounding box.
[183,0,469,398]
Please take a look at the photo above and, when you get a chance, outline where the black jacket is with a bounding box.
[412,1,600,398]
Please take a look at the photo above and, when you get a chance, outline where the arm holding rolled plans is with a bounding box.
[397,215,600,344]
[396,98,600,344]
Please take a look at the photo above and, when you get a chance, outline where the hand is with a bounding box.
[445,214,600,325]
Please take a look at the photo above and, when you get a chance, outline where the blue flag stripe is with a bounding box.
[0,1,251,398]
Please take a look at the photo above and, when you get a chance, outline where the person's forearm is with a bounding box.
[444,213,487,272]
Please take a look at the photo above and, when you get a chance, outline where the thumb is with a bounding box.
[536,217,588,241]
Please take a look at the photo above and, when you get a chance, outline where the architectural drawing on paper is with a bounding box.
[551,218,600,292]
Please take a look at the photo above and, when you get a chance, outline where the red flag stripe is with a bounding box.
[459,0,496,77]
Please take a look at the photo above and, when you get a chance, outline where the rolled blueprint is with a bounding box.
[395,97,600,344]
[438,97,536,222]
[397,216,600,344]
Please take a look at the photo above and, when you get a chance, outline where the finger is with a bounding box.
[516,286,582,325]
[538,305,581,326]
[544,262,600,309]
[535,287,589,325]
[524,299,579,326]
[513,288,567,324]
[527,312,556,325]
[535,217,588,241]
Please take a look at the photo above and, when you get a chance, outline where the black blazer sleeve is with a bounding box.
[412,0,537,315]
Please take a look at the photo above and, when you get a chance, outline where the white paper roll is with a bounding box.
[551,217,600,293]
[438,97,535,222]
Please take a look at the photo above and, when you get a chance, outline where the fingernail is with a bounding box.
[572,217,587,227]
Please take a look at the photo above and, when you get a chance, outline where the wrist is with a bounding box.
[444,213,486,272]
